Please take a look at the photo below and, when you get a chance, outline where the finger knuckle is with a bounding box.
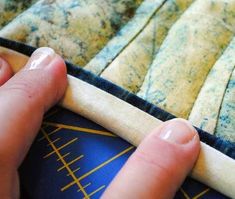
[5,80,36,101]
[131,150,174,178]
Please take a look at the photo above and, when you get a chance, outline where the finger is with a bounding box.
[103,119,200,199]
[0,47,67,169]
[0,57,13,86]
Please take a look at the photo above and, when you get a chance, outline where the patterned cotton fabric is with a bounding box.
[0,0,234,142]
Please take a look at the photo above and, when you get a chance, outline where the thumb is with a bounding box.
[102,118,200,199]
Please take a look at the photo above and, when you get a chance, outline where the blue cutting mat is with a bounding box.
[19,107,229,199]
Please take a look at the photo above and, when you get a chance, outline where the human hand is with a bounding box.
[103,118,200,198]
[0,47,67,198]
[0,48,200,199]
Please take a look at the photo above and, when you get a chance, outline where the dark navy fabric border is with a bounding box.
[1,37,235,159]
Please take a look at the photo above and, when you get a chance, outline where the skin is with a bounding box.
[0,48,200,199]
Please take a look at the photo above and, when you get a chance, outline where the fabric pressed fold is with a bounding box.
[215,68,235,142]
[100,0,195,93]
[137,0,235,118]
[84,0,166,75]
[0,0,142,66]
[188,36,235,136]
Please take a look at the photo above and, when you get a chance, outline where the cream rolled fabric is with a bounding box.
[0,47,235,198]
[62,76,235,199]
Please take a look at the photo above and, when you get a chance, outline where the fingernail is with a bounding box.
[159,119,197,144]
[24,47,56,70]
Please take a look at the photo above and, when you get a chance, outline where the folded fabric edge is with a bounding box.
[0,37,234,159]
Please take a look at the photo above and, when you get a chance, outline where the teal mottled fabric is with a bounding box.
[216,69,235,141]
[0,0,38,27]
[0,0,235,142]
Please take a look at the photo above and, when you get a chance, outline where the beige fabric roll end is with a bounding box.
[192,143,235,198]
